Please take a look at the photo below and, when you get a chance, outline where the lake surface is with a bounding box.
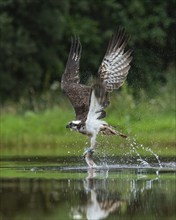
[0,156,176,220]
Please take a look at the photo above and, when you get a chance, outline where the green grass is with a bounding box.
[0,88,175,157]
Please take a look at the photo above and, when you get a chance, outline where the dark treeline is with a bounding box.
[0,0,175,103]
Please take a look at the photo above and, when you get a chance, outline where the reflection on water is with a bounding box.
[0,157,176,220]
[70,169,123,220]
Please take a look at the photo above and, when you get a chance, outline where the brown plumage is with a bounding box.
[61,29,132,164]
[98,29,133,91]
[61,29,132,122]
[61,37,91,121]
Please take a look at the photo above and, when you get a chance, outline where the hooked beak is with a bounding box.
[66,124,71,128]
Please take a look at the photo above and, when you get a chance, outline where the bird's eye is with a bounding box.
[77,124,81,129]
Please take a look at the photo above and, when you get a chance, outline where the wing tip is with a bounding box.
[106,28,130,54]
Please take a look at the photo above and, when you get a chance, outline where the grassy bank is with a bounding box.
[0,85,175,157]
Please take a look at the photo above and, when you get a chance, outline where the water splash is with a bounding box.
[127,137,162,168]
[128,138,150,167]
[145,147,162,168]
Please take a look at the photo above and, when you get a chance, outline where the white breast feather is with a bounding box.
[86,90,107,135]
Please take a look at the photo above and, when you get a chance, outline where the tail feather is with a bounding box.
[100,125,127,138]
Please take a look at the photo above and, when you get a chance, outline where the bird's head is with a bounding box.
[66,120,82,131]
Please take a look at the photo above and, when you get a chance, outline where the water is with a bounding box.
[0,156,176,220]
[127,137,163,168]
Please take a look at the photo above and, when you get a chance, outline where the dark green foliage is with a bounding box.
[0,0,175,102]
[0,0,69,102]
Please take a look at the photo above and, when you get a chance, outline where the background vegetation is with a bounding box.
[0,0,175,157]
[0,0,175,102]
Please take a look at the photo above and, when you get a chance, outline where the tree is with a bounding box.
[0,0,69,102]
[0,0,175,103]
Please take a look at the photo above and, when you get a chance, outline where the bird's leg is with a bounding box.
[84,135,97,167]
[90,134,97,150]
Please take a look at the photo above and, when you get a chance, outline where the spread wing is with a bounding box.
[98,29,133,92]
[61,37,91,121]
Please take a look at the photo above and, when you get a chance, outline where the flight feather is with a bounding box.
[98,29,133,91]
[61,37,91,121]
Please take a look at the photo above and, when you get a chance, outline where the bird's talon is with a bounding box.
[83,148,95,157]
[83,148,97,167]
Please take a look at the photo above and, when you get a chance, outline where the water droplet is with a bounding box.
[30,168,36,172]
[156,170,159,175]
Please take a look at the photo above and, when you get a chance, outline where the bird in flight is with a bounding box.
[61,29,132,167]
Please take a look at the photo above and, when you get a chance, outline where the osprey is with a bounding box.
[61,29,132,166]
